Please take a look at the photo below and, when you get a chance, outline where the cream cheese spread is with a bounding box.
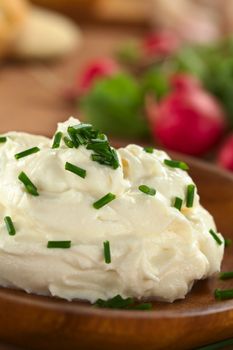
[0,117,224,302]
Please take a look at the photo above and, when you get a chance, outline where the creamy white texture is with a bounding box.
[0,117,224,302]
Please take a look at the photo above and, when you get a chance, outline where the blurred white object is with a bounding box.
[151,0,233,43]
[0,0,28,56]
[13,6,81,59]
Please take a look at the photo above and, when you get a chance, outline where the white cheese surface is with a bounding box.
[0,117,224,302]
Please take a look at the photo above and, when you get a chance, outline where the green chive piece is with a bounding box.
[63,136,74,148]
[67,127,80,148]
[15,147,40,160]
[18,171,39,196]
[95,295,134,309]
[65,162,86,179]
[129,303,152,310]
[197,339,233,350]
[52,132,63,149]
[71,123,93,133]
[91,154,111,166]
[95,295,152,310]
[47,241,71,249]
[111,148,120,170]
[143,147,154,154]
[103,240,111,264]
[66,123,120,169]
[0,136,7,143]
[139,185,156,196]
[173,197,183,211]
[186,184,195,208]
[209,229,223,245]
[219,271,233,280]
[164,159,189,171]
[90,144,119,169]
[4,216,16,236]
[225,238,232,247]
[93,193,116,209]
[215,288,233,301]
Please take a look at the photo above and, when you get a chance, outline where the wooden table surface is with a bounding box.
[0,24,144,137]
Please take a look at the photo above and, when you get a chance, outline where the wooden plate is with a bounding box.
[0,154,232,350]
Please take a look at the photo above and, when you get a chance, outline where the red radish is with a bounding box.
[142,31,180,58]
[79,58,119,92]
[217,134,233,171]
[170,74,201,91]
[147,74,226,156]
[65,58,119,100]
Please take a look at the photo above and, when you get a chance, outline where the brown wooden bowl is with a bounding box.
[0,153,233,350]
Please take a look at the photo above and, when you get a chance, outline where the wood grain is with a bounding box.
[0,156,231,350]
[0,25,145,138]
[30,0,150,25]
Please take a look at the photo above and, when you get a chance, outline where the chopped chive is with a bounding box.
[90,145,119,169]
[4,216,16,236]
[186,184,195,208]
[47,241,71,248]
[225,238,232,247]
[18,171,39,196]
[219,271,233,280]
[143,147,154,154]
[52,132,63,149]
[71,123,93,133]
[197,339,233,350]
[93,193,116,209]
[173,197,183,211]
[95,295,152,310]
[111,148,120,170]
[103,240,111,264]
[215,288,233,300]
[67,127,80,148]
[75,133,86,145]
[63,136,74,148]
[15,147,40,160]
[0,136,7,143]
[164,159,189,171]
[98,133,108,141]
[91,154,111,166]
[209,229,223,245]
[87,140,110,152]
[138,185,156,196]
[95,295,134,309]
[129,303,152,310]
[65,162,86,179]
[66,123,119,169]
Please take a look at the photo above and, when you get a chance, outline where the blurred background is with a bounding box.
[1,0,233,172]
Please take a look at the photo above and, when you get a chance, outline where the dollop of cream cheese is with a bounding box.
[0,117,224,303]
